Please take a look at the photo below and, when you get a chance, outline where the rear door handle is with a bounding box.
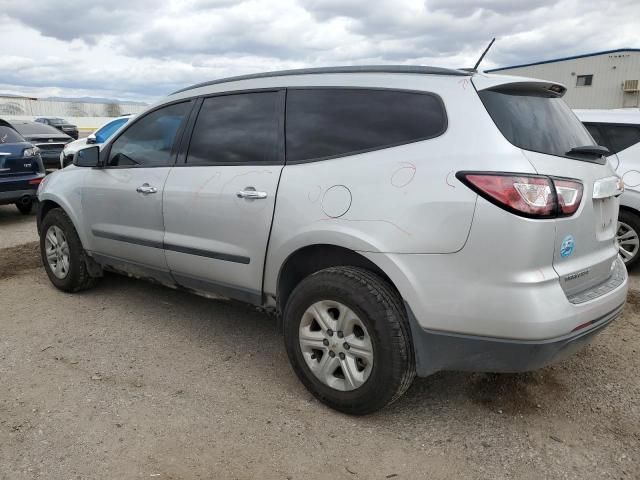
[136,183,158,195]
[237,187,267,200]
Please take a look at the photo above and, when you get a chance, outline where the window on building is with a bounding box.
[576,75,593,87]
[286,88,447,162]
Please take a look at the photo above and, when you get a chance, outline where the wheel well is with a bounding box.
[276,244,396,313]
[619,205,640,217]
[37,200,62,232]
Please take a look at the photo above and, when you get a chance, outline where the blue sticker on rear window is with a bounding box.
[560,235,575,258]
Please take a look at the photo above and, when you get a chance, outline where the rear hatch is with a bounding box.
[473,75,622,296]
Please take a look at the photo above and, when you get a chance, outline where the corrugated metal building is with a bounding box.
[487,48,640,109]
[0,96,148,129]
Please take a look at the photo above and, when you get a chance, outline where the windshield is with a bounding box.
[0,126,25,144]
[95,118,128,143]
[479,89,596,160]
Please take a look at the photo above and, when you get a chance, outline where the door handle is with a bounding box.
[136,183,158,195]
[236,187,267,200]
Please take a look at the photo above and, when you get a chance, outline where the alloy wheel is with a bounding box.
[44,225,71,279]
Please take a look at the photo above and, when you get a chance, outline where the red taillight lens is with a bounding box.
[456,172,582,219]
[28,178,43,185]
[553,178,583,216]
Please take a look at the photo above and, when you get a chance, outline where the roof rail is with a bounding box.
[171,65,469,95]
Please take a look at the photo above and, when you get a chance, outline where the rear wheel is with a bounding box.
[15,200,33,215]
[617,210,640,268]
[40,208,98,292]
[283,266,415,415]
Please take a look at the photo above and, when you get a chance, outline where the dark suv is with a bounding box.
[35,117,78,139]
[0,120,45,214]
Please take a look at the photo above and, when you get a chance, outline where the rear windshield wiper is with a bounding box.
[567,145,609,156]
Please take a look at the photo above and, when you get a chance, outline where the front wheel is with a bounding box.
[283,266,415,415]
[617,210,640,268]
[40,208,98,292]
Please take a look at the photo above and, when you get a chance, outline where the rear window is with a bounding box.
[0,126,24,144]
[479,89,595,159]
[601,124,640,154]
[13,122,63,136]
[286,88,446,162]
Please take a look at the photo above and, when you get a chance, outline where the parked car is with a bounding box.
[60,115,133,168]
[575,109,640,267]
[9,120,73,169]
[35,117,79,139]
[0,119,45,214]
[37,66,627,414]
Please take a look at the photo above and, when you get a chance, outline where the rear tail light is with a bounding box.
[456,172,583,219]
[28,178,43,185]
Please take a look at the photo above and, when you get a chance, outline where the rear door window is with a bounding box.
[584,124,607,148]
[286,88,446,162]
[601,125,640,154]
[186,91,282,165]
[479,88,594,159]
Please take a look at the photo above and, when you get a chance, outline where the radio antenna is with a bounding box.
[472,38,496,72]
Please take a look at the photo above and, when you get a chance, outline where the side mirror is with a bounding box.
[86,134,97,144]
[74,145,102,168]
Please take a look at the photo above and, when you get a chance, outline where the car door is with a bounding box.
[162,90,284,304]
[81,100,193,281]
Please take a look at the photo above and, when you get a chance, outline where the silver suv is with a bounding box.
[37,66,628,414]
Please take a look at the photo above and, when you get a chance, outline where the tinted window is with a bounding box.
[95,118,128,143]
[108,102,190,167]
[601,125,640,154]
[479,89,594,159]
[0,126,24,144]
[286,88,446,162]
[585,124,606,147]
[187,92,281,165]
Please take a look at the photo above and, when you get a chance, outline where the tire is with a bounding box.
[618,209,640,269]
[40,208,98,292]
[283,266,415,415]
[15,200,33,215]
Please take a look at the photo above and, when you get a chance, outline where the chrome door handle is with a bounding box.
[236,187,267,200]
[136,183,158,194]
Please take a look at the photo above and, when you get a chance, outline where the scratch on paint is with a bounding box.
[445,171,457,188]
[314,217,412,236]
[458,78,470,90]
[390,162,417,188]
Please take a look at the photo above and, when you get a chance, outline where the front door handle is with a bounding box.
[136,183,158,195]
[236,187,267,200]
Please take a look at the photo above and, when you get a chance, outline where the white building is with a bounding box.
[487,48,640,109]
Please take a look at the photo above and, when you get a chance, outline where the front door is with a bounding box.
[162,91,284,303]
[81,101,192,280]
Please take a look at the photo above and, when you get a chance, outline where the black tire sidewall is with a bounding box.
[16,200,33,215]
[40,209,87,291]
[284,268,409,414]
[619,209,640,269]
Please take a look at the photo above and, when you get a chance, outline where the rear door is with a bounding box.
[81,101,193,278]
[475,80,622,296]
[162,90,284,304]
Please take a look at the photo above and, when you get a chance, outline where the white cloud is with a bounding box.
[0,0,638,102]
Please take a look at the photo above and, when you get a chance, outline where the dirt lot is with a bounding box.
[0,204,638,479]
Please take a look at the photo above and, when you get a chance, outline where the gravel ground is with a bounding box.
[0,205,638,479]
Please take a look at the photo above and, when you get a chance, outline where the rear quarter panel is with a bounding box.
[263,74,538,295]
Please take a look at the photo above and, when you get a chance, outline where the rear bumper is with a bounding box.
[407,302,624,376]
[0,188,37,205]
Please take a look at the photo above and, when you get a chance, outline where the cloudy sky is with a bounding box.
[0,0,638,103]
